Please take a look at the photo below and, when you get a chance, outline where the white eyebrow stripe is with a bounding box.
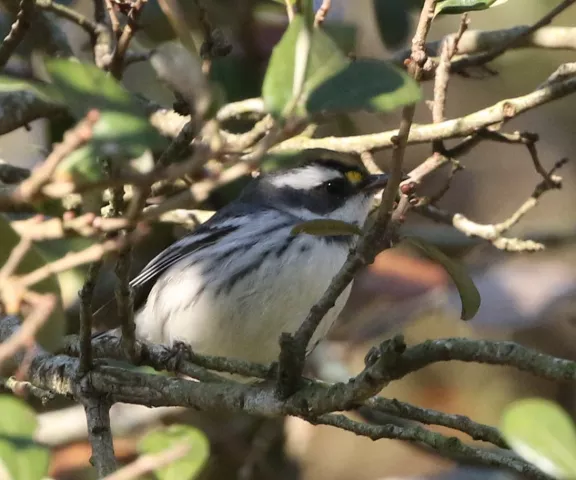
[269,165,342,190]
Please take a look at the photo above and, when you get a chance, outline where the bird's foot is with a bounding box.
[161,341,195,371]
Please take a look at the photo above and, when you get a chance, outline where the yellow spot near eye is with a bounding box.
[345,171,364,185]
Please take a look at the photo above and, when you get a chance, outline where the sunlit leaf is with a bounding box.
[291,219,362,237]
[398,236,480,320]
[0,215,65,353]
[501,398,576,479]
[435,0,508,15]
[262,15,348,118]
[138,424,210,480]
[0,396,50,480]
[307,59,421,114]
[263,16,420,118]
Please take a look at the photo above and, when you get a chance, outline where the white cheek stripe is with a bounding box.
[269,165,341,190]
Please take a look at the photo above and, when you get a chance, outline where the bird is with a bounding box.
[95,154,392,375]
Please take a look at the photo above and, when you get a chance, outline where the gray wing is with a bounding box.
[92,223,239,325]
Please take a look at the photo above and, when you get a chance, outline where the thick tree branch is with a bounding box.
[83,397,118,476]
[2,316,567,478]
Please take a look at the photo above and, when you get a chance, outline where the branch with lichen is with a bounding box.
[2,316,568,479]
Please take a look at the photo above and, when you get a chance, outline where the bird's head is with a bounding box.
[241,154,393,223]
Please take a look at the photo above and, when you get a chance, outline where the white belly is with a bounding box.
[135,233,351,366]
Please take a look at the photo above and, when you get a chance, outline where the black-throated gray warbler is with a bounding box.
[97,156,392,371]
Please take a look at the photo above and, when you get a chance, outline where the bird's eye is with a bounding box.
[323,178,350,196]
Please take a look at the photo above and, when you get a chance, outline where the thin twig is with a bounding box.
[109,0,147,79]
[78,262,102,374]
[10,214,132,241]
[36,0,99,35]
[432,14,469,124]
[1,375,55,403]
[102,442,190,480]
[11,110,97,205]
[194,0,231,73]
[539,61,576,87]
[366,397,507,448]
[104,0,120,36]
[16,229,145,289]
[0,237,31,283]
[284,0,294,22]
[314,0,331,27]
[110,184,137,361]
[416,157,567,251]
[0,0,35,68]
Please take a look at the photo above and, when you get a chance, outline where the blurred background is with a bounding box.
[2,0,576,479]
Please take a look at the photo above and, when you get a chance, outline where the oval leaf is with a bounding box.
[262,15,349,118]
[398,236,480,320]
[0,396,50,480]
[138,424,210,480]
[0,215,65,353]
[306,58,421,114]
[435,0,508,15]
[291,219,362,237]
[501,398,576,479]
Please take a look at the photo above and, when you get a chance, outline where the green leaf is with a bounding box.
[291,219,363,237]
[263,16,420,118]
[262,15,349,118]
[398,236,480,320]
[138,424,210,480]
[42,58,166,183]
[0,396,50,480]
[373,0,412,49]
[435,0,508,15]
[0,215,65,353]
[306,59,421,114]
[501,398,576,479]
[0,396,37,436]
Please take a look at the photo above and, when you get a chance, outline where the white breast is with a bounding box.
[135,227,352,367]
